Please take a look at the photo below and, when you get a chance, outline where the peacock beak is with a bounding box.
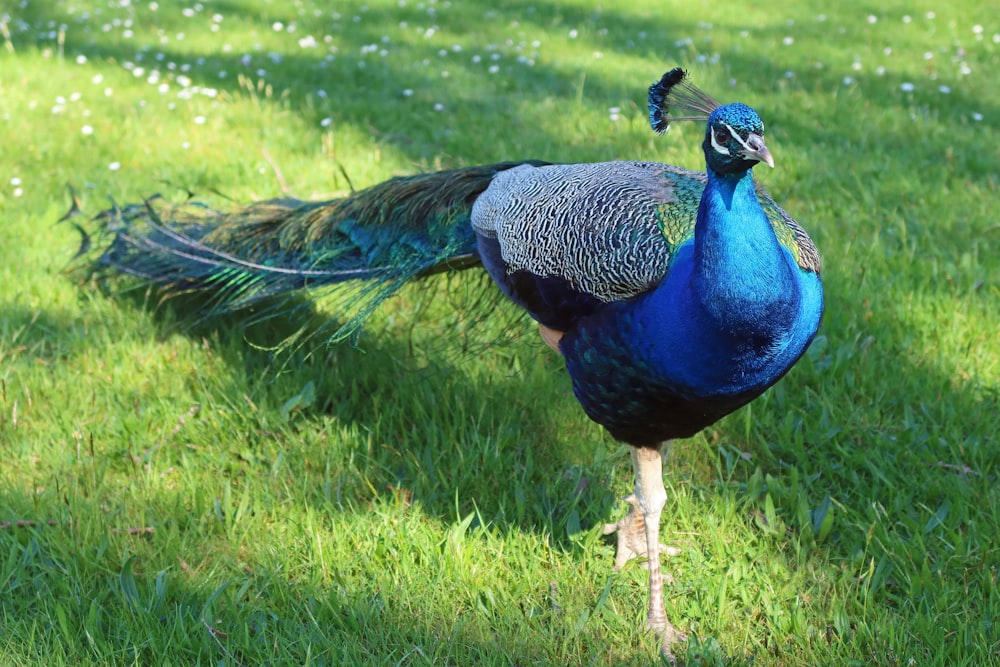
[742,133,774,169]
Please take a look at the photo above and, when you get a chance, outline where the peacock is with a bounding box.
[79,68,823,658]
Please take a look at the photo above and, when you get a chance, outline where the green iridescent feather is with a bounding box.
[655,169,820,273]
[87,160,546,342]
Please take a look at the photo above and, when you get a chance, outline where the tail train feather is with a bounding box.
[89,160,547,341]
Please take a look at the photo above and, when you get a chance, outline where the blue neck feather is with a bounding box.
[633,166,815,396]
[691,168,798,331]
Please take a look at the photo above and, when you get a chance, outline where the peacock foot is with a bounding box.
[658,621,688,665]
[602,493,681,571]
[647,602,688,664]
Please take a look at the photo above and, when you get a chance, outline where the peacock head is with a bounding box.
[703,103,773,174]
[648,68,774,175]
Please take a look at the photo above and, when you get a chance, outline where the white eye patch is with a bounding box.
[710,122,757,158]
[709,129,730,155]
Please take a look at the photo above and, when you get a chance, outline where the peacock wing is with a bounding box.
[471,161,706,327]
[757,194,822,274]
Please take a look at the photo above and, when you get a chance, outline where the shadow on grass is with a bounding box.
[0,289,673,665]
[0,501,673,666]
[71,272,620,541]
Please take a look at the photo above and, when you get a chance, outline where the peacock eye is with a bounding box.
[714,128,731,143]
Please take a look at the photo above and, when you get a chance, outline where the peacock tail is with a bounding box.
[91,160,546,341]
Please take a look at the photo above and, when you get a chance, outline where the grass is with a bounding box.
[1,0,998,664]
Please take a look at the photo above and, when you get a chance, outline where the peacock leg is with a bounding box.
[541,325,684,655]
[604,445,685,659]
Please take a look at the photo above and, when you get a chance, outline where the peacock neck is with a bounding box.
[690,166,797,331]
[623,165,807,395]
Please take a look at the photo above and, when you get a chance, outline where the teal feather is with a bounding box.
[94,160,545,341]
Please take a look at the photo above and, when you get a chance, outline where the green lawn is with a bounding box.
[1,0,998,665]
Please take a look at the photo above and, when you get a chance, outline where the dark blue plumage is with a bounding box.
[82,68,822,660]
